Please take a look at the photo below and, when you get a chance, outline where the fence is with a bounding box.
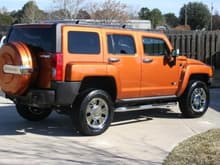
[166,30,220,69]
[0,25,220,68]
[0,26,219,85]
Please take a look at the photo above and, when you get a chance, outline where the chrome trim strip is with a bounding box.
[40,55,51,58]
[3,64,33,75]
[120,95,177,102]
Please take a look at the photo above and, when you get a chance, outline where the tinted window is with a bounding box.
[143,37,169,56]
[68,31,100,54]
[8,26,56,52]
[107,34,136,55]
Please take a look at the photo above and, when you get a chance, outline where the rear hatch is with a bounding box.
[0,24,57,95]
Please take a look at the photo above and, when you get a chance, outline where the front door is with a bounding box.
[140,36,185,97]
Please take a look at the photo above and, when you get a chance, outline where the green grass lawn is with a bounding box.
[163,129,220,165]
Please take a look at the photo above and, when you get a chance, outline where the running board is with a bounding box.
[120,95,177,102]
[115,102,177,113]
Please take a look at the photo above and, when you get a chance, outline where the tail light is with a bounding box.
[52,53,63,81]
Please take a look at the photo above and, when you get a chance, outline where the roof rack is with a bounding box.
[41,19,157,33]
[42,19,129,29]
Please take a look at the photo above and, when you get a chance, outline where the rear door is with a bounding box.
[104,30,141,99]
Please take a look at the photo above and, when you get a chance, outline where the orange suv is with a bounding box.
[0,22,213,135]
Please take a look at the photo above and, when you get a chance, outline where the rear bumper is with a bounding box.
[7,81,81,108]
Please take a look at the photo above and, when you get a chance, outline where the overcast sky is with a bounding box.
[1,0,219,16]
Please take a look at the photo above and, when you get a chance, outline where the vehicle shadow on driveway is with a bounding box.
[0,105,78,136]
[0,105,182,137]
[112,108,182,126]
[0,108,159,164]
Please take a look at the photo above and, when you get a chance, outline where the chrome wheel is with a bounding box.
[179,81,209,118]
[191,87,207,113]
[86,98,109,129]
[72,89,114,136]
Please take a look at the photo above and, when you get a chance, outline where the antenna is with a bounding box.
[210,2,213,31]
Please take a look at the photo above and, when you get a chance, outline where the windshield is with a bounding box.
[7,25,56,52]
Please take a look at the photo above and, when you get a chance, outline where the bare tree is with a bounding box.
[20,1,44,23]
[88,0,129,23]
[51,0,86,19]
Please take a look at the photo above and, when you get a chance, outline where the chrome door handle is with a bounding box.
[143,58,153,63]
[108,57,120,63]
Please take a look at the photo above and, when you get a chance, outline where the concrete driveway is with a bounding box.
[0,89,219,165]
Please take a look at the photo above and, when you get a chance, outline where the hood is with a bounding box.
[187,58,205,65]
[186,58,213,77]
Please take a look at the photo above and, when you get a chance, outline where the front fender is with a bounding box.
[176,64,213,96]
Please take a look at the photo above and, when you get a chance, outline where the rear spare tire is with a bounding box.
[0,42,36,95]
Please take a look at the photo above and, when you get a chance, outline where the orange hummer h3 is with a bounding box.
[0,22,213,135]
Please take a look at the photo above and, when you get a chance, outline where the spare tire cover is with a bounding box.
[0,42,35,95]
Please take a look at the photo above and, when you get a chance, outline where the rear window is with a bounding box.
[7,26,56,52]
[68,31,100,54]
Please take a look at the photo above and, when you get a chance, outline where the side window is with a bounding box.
[68,31,100,54]
[143,37,169,56]
[107,34,136,55]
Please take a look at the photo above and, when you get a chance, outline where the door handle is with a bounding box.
[108,57,120,63]
[143,58,153,63]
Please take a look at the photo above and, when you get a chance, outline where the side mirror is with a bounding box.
[165,49,179,66]
[172,49,180,57]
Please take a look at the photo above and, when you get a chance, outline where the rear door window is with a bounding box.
[107,34,136,55]
[68,31,100,54]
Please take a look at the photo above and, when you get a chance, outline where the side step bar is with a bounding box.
[114,102,177,113]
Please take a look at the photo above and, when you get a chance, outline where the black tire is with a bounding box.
[179,80,209,118]
[72,90,114,136]
[16,104,52,121]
